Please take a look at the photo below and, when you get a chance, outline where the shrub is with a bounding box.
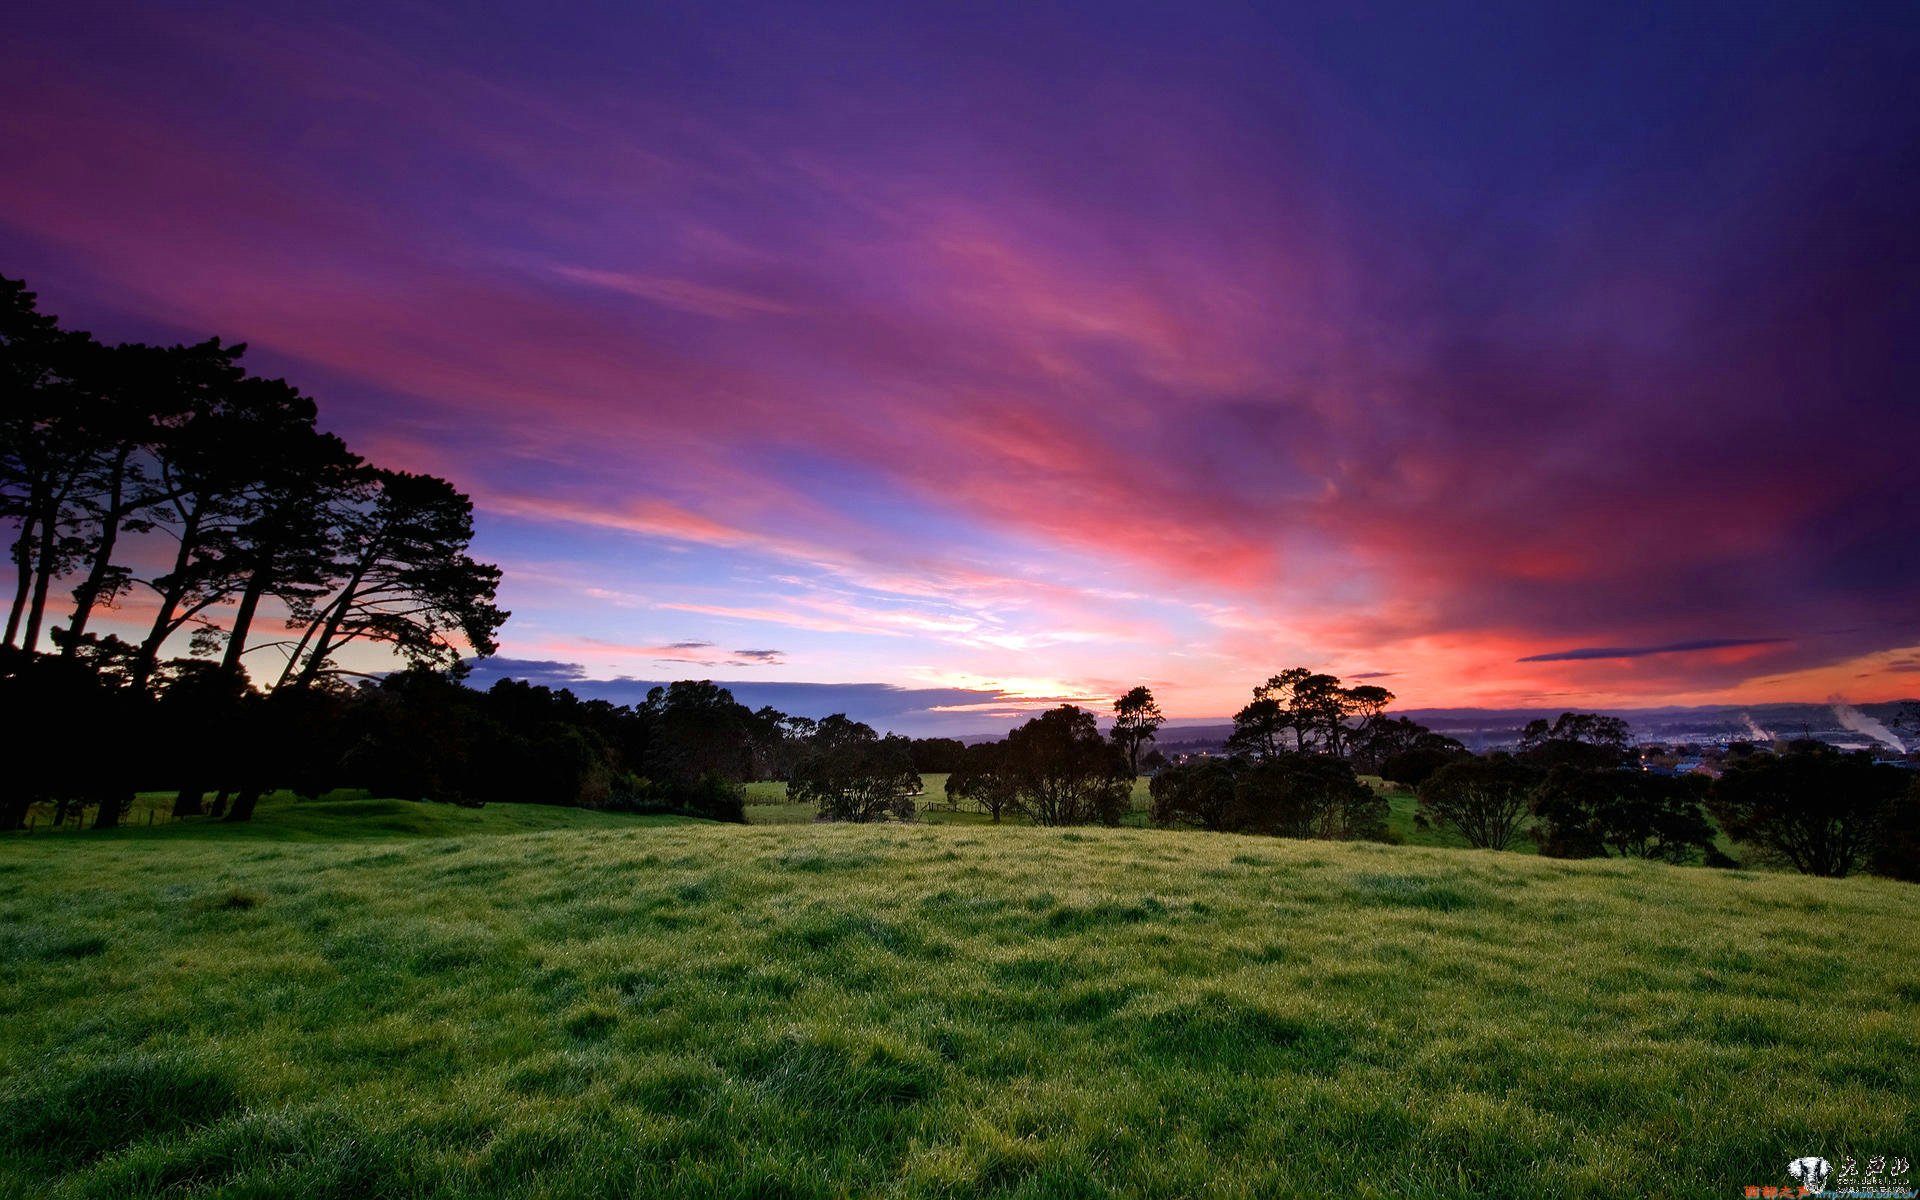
[1001,706,1132,826]
[1148,759,1238,830]
[789,719,918,822]
[1232,755,1389,841]
[1416,756,1534,850]
[1529,767,1716,863]
[1709,745,1913,878]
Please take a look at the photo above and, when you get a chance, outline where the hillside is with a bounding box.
[3,799,1915,1198]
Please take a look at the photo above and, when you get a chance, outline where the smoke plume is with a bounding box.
[1829,698,1907,754]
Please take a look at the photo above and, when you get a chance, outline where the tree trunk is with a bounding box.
[65,452,131,652]
[20,497,60,653]
[4,513,34,648]
[224,786,262,822]
[173,787,205,818]
[92,792,124,830]
[0,795,28,831]
[221,573,268,675]
[132,507,203,690]
[209,790,229,818]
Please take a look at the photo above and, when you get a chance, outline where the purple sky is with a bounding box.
[4,1,1917,733]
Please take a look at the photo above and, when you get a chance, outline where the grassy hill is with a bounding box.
[3,797,1915,1198]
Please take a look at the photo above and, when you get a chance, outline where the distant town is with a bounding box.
[1145,700,1918,778]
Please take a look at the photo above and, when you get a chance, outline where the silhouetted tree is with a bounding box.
[1708,743,1913,878]
[1227,669,1400,761]
[1233,754,1389,841]
[1110,685,1165,774]
[1,279,99,653]
[908,736,967,774]
[126,341,303,689]
[1003,705,1131,826]
[1417,756,1534,849]
[947,741,1018,822]
[279,470,505,688]
[1528,766,1716,862]
[790,715,919,822]
[1518,712,1633,770]
[637,680,758,787]
[1148,758,1238,830]
[1379,736,1471,790]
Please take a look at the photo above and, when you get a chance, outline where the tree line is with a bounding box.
[1138,685,1916,882]
[4,272,1914,879]
[3,278,506,690]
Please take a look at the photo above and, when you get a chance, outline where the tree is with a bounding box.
[123,340,301,689]
[1227,669,1399,760]
[636,680,758,785]
[279,470,506,688]
[1225,694,1289,761]
[1003,706,1132,826]
[1528,766,1716,863]
[1,278,100,653]
[1226,668,1315,759]
[1518,712,1633,770]
[1233,755,1389,841]
[1110,685,1165,774]
[1870,774,1920,883]
[1351,714,1434,774]
[947,741,1019,822]
[1379,735,1470,789]
[908,736,967,774]
[1148,758,1237,830]
[1708,744,1913,878]
[212,405,362,679]
[1416,757,1534,850]
[789,715,919,822]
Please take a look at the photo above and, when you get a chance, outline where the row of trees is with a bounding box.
[3,277,506,690]
[1412,742,1918,879]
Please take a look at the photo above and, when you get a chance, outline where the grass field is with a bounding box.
[745,773,1500,848]
[3,796,1915,1198]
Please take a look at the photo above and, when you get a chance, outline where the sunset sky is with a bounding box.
[4,1,1917,733]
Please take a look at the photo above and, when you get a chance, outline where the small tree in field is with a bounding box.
[1708,744,1913,878]
[1148,758,1238,830]
[1004,705,1132,826]
[1110,685,1164,774]
[789,715,919,822]
[1518,712,1633,770]
[1233,754,1390,841]
[1528,766,1716,863]
[1417,757,1534,850]
[947,741,1019,822]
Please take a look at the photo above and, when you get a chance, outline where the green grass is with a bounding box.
[749,774,1158,828]
[3,796,1915,1198]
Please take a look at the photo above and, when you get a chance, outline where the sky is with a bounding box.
[4,1,1918,735]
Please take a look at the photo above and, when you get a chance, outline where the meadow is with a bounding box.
[3,796,1915,1199]
[742,773,1517,851]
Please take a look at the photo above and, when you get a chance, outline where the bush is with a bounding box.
[1232,755,1389,841]
[1416,756,1535,850]
[789,720,918,822]
[1380,746,1465,789]
[1709,745,1913,878]
[1528,767,1716,863]
[1148,759,1238,830]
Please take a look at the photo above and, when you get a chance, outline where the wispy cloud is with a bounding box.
[1518,639,1789,664]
